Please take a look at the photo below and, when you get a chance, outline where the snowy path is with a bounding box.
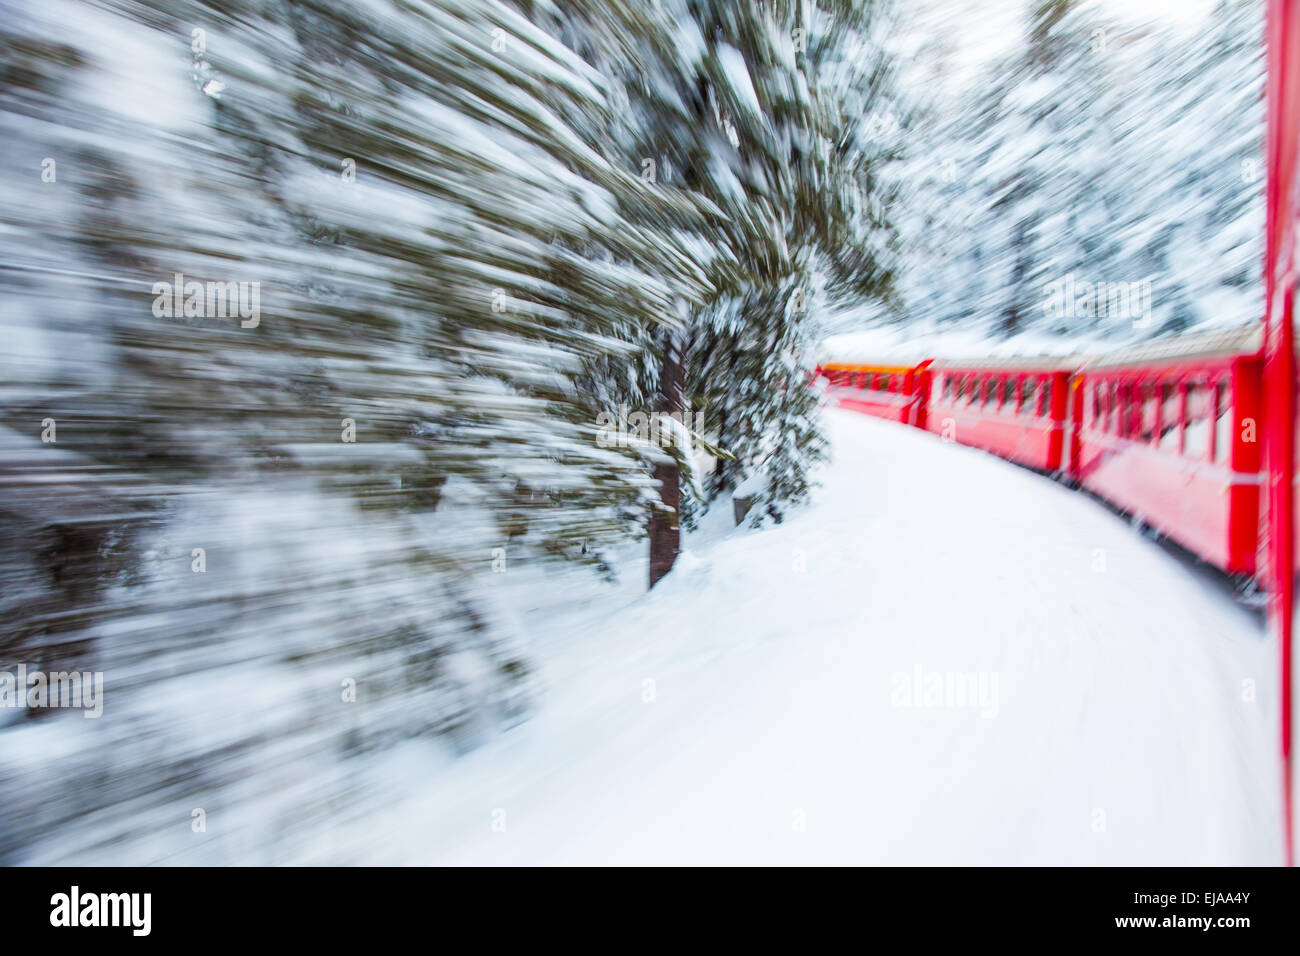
[365,408,1282,865]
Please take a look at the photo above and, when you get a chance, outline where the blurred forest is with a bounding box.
[869,0,1264,345]
[0,0,1268,862]
[0,0,899,861]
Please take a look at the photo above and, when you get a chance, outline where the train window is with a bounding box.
[1158,382,1180,450]
[1213,380,1230,463]
[1184,383,1209,458]
[1139,384,1157,443]
[1040,378,1052,417]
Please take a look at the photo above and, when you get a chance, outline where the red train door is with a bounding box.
[912,361,933,430]
[1066,374,1084,481]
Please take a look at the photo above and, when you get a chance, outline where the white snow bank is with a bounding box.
[348,408,1282,864]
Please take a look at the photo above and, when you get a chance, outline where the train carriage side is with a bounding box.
[924,358,1072,472]
[1071,326,1263,578]
[818,362,930,427]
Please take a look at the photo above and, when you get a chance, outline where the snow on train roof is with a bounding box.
[1081,324,1261,369]
[820,327,1083,369]
[821,323,1265,371]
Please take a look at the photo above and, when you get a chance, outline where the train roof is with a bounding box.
[821,323,1268,374]
[1081,324,1262,370]
[926,354,1078,372]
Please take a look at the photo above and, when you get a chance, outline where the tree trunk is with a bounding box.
[649,328,685,588]
[1002,214,1032,336]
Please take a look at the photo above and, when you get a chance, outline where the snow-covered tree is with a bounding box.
[884,0,1263,346]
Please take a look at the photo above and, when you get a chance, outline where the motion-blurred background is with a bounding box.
[0,0,1263,863]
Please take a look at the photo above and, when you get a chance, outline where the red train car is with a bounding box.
[817,325,1271,581]
[817,361,932,428]
[924,358,1072,472]
[1071,327,1263,578]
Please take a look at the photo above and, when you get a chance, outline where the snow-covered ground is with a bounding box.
[355,407,1282,865]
